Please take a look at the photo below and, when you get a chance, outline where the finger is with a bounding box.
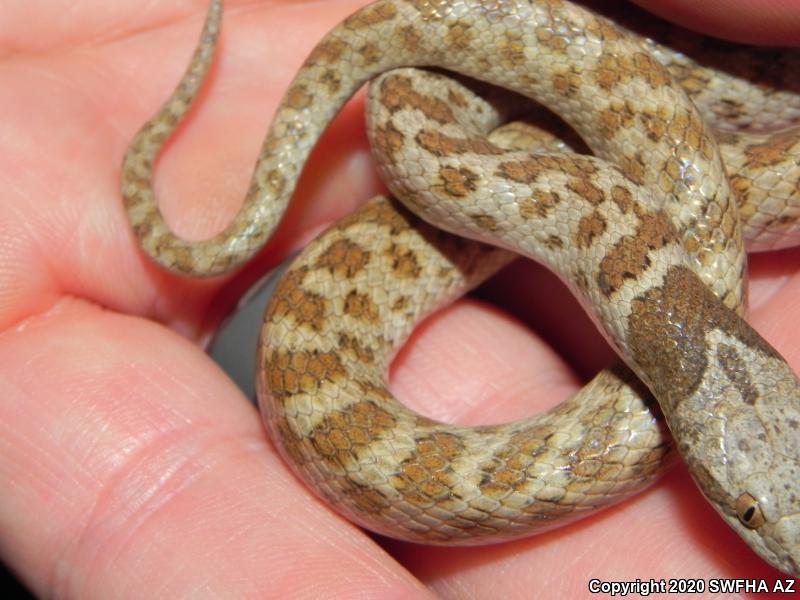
[631,0,800,44]
[0,249,586,598]
[0,258,583,598]
[0,299,435,598]
[477,260,616,379]
[392,293,584,426]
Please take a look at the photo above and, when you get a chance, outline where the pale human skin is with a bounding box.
[0,0,798,597]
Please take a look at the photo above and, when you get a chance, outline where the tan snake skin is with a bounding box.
[121,0,800,574]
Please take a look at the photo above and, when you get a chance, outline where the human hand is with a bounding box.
[0,0,798,597]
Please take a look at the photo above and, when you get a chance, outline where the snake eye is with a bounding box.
[736,493,766,529]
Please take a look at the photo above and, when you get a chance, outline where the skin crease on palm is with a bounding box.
[0,0,798,597]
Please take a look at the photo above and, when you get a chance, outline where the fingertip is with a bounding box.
[630,0,800,45]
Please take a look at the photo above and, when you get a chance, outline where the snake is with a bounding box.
[120,0,800,574]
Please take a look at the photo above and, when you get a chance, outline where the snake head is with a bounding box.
[676,332,800,575]
[712,356,800,575]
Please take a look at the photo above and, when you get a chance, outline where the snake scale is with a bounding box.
[121,0,800,574]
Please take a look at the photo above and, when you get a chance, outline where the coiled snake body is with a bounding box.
[122,0,800,574]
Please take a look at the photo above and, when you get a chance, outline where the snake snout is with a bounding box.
[770,515,800,575]
[736,466,800,575]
